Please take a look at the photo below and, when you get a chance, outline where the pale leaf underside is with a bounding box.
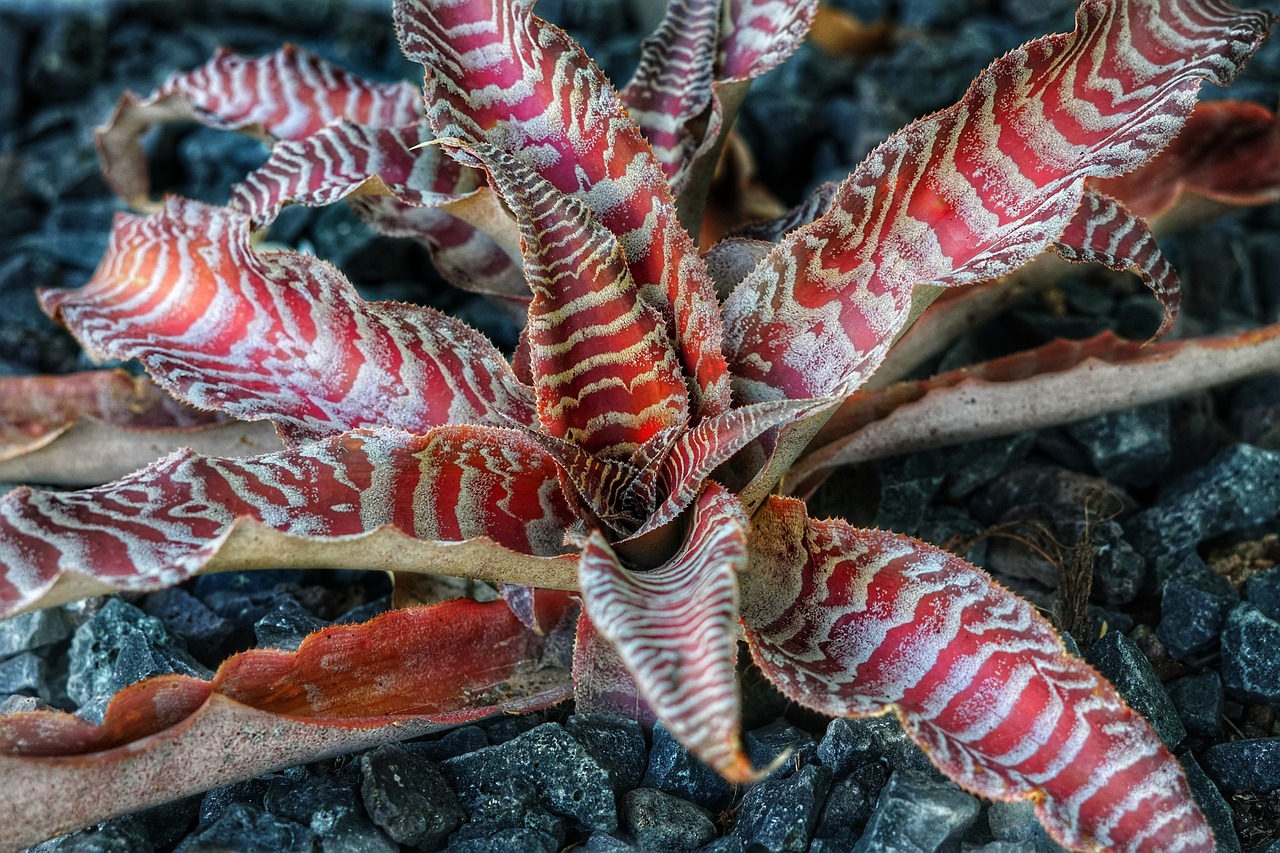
[741,496,1211,852]
[0,596,576,852]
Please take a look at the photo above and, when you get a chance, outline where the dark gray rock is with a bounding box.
[580,832,640,852]
[1222,603,1280,703]
[0,693,50,713]
[1084,629,1185,748]
[264,773,395,853]
[970,466,1130,526]
[1180,754,1241,853]
[444,827,561,852]
[141,588,232,664]
[359,743,463,850]
[1126,444,1280,579]
[476,710,546,744]
[852,770,979,852]
[566,713,648,795]
[66,598,210,723]
[732,763,832,853]
[809,774,871,851]
[621,788,717,852]
[26,12,107,104]
[1165,672,1224,739]
[745,719,818,781]
[1063,403,1171,488]
[444,722,617,834]
[197,778,273,830]
[129,795,201,851]
[986,800,1068,851]
[1156,555,1238,661]
[1204,737,1280,794]
[0,651,47,701]
[175,124,269,205]
[34,816,154,853]
[253,595,328,651]
[406,724,488,762]
[1231,375,1280,449]
[0,608,70,660]
[443,773,567,849]
[643,720,736,812]
[175,802,316,853]
[1246,563,1280,621]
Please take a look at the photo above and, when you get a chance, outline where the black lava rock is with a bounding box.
[141,588,232,665]
[197,778,273,830]
[745,719,818,781]
[1126,444,1280,580]
[406,724,489,762]
[1204,737,1280,794]
[66,598,210,723]
[359,744,463,850]
[175,802,316,853]
[566,713,648,795]
[732,763,832,853]
[34,816,154,852]
[1165,672,1224,740]
[808,775,871,851]
[0,609,70,660]
[1181,754,1242,853]
[1246,563,1280,621]
[620,788,717,852]
[446,827,562,852]
[1063,403,1171,488]
[264,773,396,853]
[643,720,736,812]
[443,722,618,834]
[0,651,48,701]
[986,800,1068,851]
[817,716,934,781]
[852,770,979,852]
[1156,554,1238,661]
[1221,603,1280,703]
[253,595,328,651]
[1084,629,1185,748]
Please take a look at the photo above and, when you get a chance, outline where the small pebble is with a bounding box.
[1221,603,1280,703]
[566,713,649,795]
[732,763,832,853]
[1204,737,1280,794]
[359,744,463,849]
[1084,629,1186,748]
[852,770,979,852]
[621,788,717,852]
[643,721,736,812]
[1165,672,1224,739]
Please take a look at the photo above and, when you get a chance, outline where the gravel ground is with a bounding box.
[1,0,1279,850]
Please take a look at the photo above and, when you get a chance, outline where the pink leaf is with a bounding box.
[579,483,754,781]
[718,0,820,81]
[722,0,1273,404]
[742,496,1211,852]
[394,0,734,420]
[0,596,575,851]
[40,198,534,443]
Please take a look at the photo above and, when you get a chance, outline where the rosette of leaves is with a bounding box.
[0,0,1275,850]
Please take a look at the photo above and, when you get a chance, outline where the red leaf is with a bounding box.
[579,483,753,781]
[718,0,820,81]
[742,496,1211,852]
[394,0,734,420]
[0,426,575,619]
[0,597,575,851]
[722,0,1273,403]
[40,198,534,443]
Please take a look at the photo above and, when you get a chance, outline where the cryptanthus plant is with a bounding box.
[0,0,1275,850]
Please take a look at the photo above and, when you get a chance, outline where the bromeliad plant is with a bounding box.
[0,0,1277,849]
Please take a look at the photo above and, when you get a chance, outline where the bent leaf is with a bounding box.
[0,596,575,852]
[741,496,1211,852]
[722,0,1272,404]
[580,483,752,781]
[0,426,577,618]
[41,198,535,443]
[97,45,421,207]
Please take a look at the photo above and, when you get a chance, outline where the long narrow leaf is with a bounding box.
[742,496,1210,852]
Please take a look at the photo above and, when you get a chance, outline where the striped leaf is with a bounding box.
[395,0,734,420]
[0,596,575,853]
[466,142,691,458]
[579,483,752,781]
[722,0,1272,404]
[1051,189,1179,337]
[718,0,821,81]
[98,45,422,206]
[742,496,1211,852]
[40,198,534,443]
[0,426,575,619]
